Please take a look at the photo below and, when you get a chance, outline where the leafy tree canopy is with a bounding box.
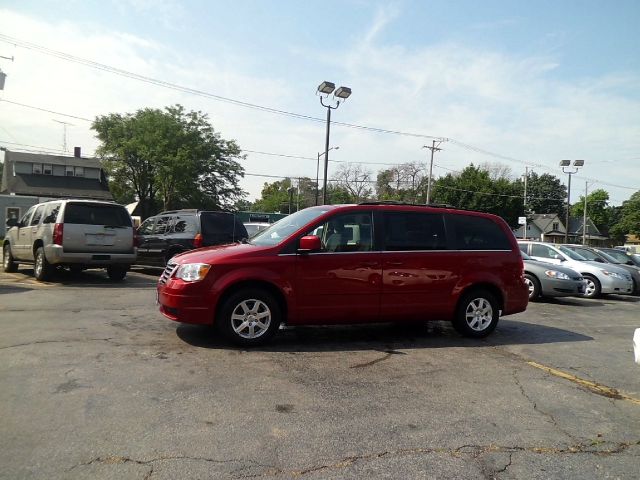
[92,104,246,217]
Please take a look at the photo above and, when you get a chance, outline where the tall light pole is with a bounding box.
[560,159,585,243]
[317,81,351,205]
[582,181,589,245]
[316,146,339,205]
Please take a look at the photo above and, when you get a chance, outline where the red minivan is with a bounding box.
[157,203,529,345]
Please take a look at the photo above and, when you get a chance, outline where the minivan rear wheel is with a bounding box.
[34,247,53,281]
[3,244,18,273]
[217,289,281,346]
[453,289,499,338]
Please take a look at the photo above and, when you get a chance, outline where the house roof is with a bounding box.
[4,150,103,168]
[529,214,566,234]
[568,217,601,236]
[1,172,113,200]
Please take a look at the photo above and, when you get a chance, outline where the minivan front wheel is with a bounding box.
[218,289,281,346]
[453,290,499,338]
[3,244,18,273]
[34,247,53,281]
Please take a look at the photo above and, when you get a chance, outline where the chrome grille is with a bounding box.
[159,262,178,285]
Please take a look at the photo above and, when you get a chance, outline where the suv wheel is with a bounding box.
[453,289,499,338]
[107,266,128,281]
[3,244,18,273]
[524,273,541,301]
[34,247,53,281]
[582,274,601,299]
[217,289,281,346]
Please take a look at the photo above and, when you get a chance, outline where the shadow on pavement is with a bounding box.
[0,284,35,295]
[7,268,157,288]
[176,319,593,353]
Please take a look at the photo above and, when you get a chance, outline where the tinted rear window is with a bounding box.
[64,203,132,227]
[200,212,248,244]
[447,214,511,250]
[383,212,446,251]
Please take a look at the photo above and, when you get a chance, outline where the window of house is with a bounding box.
[552,222,559,231]
[65,165,75,176]
[75,166,84,177]
[43,164,53,175]
[32,163,43,174]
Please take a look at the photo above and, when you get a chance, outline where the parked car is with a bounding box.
[157,203,530,346]
[562,245,640,295]
[596,247,640,268]
[521,251,585,301]
[518,241,633,298]
[3,199,136,281]
[243,222,271,238]
[136,209,248,267]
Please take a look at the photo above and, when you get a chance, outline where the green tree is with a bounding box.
[610,191,640,239]
[525,172,567,217]
[431,164,522,226]
[92,105,246,217]
[570,188,610,232]
[375,162,426,202]
[253,178,294,214]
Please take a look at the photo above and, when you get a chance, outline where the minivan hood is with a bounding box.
[169,242,270,264]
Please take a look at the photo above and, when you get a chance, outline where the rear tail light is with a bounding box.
[193,233,203,248]
[53,223,64,245]
[133,233,140,247]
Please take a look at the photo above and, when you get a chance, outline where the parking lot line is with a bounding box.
[527,361,640,406]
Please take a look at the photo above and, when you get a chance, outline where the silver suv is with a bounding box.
[518,241,633,298]
[3,199,136,281]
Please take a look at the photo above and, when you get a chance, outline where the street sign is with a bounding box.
[518,216,526,225]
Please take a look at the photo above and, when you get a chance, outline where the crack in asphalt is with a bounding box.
[512,368,577,443]
[349,349,406,369]
[70,441,639,478]
[0,338,120,350]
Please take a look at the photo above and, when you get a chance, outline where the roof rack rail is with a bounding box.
[358,200,455,209]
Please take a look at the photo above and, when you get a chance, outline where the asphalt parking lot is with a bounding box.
[1,267,639,480]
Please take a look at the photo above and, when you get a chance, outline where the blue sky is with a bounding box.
[1,0,639,205]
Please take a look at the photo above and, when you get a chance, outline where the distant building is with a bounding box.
[1,148,113,235]
[513,213,607,245]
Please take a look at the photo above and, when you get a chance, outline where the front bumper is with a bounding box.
[599,275,633,295]
[541,278,585,297]
[157,282,214,325]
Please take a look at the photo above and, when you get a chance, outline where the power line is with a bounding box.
[0,99,93,122]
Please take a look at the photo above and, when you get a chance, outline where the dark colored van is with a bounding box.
[136,210,248,267]
[157,203,529,345]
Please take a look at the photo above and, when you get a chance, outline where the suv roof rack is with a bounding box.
[358,201,455,209]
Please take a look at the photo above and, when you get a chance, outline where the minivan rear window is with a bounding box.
[64,203,132,227]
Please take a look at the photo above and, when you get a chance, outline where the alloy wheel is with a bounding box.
[230,299,272,339]
[465,298,493,332]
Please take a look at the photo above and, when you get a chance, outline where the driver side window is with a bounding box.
[307,212,373,253]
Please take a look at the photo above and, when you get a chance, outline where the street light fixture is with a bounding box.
[317,80,352,205]
[316,146,339,205]
[560,159,585,243]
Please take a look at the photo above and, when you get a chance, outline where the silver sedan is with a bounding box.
[522,252,585,301]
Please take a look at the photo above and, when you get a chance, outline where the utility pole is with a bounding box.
[523,167,529,240]
[423,140,443,204]
[582,181,588,245]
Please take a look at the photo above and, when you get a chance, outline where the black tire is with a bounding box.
[524,273,541,301]
[3,243,18,273]
[217,288,281,346]
[107,265,128,281]
[452,289,500,338]
[34,247,53,281]
[582,274,601,299]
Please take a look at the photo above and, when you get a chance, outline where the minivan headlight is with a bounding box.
[602,270,624,280]
[545,270,571,280]
[175,263,211,282]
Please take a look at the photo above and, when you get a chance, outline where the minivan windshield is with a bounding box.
[250,207,331,246]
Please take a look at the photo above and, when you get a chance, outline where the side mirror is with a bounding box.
[6,218,18,228]
[298,235,321,253]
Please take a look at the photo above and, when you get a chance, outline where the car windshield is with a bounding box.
[559,246,586,261]
[572,248,602,261]
[600,249,629,264]
[596,250,622,264]
[249,207,332,246]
